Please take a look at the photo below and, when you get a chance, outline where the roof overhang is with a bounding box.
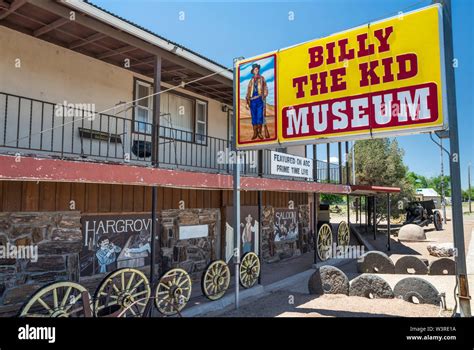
[0,0,233,104]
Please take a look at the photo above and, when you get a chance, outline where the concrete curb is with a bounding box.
[351,225,376,251]
[183,257,353,317]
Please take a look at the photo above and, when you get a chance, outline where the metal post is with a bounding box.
[312,144,318,264]
[150,55,162,285]
[469,162,472,213]
[434,0,471,316]
[373,196,377,240]
[345,141,350,185]
[257,149,263,284]
[387,193,391,251]
[313,144,318,182]
[338,142,342,184]
[313,193,318,264]
[232,58,240,309]
[365,196,368,233]
[346,194,350,225]
[440,138,447,223]
[326,143,330,183]
[351,141,356,185]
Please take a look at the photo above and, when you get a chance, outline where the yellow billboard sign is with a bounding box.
[235,4,446,149]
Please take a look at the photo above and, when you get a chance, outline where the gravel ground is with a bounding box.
[206,290,452,317]
[202,210,473,318]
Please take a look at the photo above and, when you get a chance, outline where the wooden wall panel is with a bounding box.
[71,183,86,212]
[55,183,71,211]
[122,185,134,212]
[0,181,309,214]
[39,182,56,211]
[3,181,22,211]
[110,185,123,212]
[22,181,39,211]
[85,184,99,213]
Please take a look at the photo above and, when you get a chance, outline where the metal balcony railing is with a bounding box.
[0,91,345,183]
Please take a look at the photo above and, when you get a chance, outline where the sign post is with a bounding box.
[232,57,241,309]
[434,0,471,317]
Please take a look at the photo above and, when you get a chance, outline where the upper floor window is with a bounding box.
[133,78,208,143]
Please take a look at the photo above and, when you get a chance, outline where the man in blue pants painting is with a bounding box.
[246,63,268,140]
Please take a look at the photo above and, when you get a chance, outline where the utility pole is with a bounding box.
[434,0,471,317]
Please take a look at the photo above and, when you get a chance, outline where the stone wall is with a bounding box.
[0,211,81,316]
[160,208,219,280]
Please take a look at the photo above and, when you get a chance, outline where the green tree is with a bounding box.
[350,138,415,219]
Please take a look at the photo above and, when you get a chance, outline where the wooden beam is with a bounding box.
[0,0,26,20]
[68,32,106,49]
[96,45,136,59]
[28,0,231,87]
[33,17,69,37]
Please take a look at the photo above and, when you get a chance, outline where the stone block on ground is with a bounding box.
[398,224,426,241]
[427,243,455,257]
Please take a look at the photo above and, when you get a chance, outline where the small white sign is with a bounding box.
[270,151,313,180]
[179,224,208,239]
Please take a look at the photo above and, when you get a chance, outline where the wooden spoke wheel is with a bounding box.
[154,268,192,316]
[317,223,333,261]
[239,252,260,289]
[94,268,151,317]
[20,281,90,318]
[201,260,230,301]
[337,221,350,247]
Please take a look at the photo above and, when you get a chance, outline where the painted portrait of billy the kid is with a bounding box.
[238,55,277,144]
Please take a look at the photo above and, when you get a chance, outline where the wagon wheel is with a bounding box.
[337,221,350,247]
[239,252,260,289]
[94,268,151,317]
[317,223,333,261]
[19,281,90,317]
[154,268,192,316]
[433,210,443,231]
[201,260,230,300]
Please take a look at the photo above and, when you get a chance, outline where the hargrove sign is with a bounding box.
[235,4,447,149]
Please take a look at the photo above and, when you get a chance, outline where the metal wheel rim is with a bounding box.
[317,223,333,261]
[239,252,260,289]
[94,268,151,317]
[20,281,90,318]
[154,268,192,316]
[202,260,230,300]
[337,221,350,246]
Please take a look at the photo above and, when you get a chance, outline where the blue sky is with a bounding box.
[93,0,473,189]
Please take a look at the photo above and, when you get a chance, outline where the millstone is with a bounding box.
[307,269,324,295]
[398,224,426,241]
[394,256,428,275]
[357,251,395,274]
[393,277,441,305]
[428,258,455,275]
[319,265,349,295]
[349,274,394,299]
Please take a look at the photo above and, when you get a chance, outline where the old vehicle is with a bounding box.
[404,200,443,231]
